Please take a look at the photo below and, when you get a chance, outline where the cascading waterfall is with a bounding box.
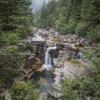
[42,47,56,70]
[39,46,56,95]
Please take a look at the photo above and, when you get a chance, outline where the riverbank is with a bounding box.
[1,28,99,100]
[23,28,92,99]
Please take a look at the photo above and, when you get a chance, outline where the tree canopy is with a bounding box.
[35,0,100,40]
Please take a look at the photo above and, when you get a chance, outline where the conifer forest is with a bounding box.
[0,0,100,100]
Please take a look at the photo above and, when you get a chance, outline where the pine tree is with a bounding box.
[35,0,100,39]
[0,0,33,36]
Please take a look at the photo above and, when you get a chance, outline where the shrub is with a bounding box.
[10,82,39,100]
[0,47,25,89]
[87,25,100,40]
[0,32,20,45]
[75,21,91,36]
[61,76,100,100]
[63,18,78,34]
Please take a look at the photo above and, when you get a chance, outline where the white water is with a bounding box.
[42,47,56,70]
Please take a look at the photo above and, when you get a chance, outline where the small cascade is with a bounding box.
[42,47,56,70]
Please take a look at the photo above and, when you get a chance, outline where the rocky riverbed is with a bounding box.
[19,28,90,100]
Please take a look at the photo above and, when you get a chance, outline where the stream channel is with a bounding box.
[32,46,56,95]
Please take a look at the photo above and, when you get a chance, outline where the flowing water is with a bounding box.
[32,47,56,95]
[39,70,53,94]
[40,47,56,94]
[42,47,56,70]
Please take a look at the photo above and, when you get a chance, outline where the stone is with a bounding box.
[32,35,45,42]
[39,93,48,100]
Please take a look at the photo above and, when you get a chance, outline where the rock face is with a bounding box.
[19,31,46,79]
[34,28,87,99]
[20,28,89,99]
[20,28,60,79]
[39,93,48,100]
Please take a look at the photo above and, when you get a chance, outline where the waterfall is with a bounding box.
[42,47,56,70]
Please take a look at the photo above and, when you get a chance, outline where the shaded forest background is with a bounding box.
[0,0,100,41]
[34,0,100,40]
[0,0,33,93]
[0,0,33,40]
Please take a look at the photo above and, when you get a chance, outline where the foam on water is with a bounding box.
[42,47,56,70]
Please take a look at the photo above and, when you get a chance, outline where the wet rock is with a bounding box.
[39,93,48,100]
[32,34,45,42]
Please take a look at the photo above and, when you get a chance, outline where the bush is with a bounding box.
[55,18,78,34]
[61,76,100,100]
[0,47,25,89]
[87,25,100,40]
[63,18,78,34]
[75,21,91,36]
[10,82,39,100]
[0,95,5,100]
[0,32,20,45]
[54,19,65,32]
[54,15,67,33]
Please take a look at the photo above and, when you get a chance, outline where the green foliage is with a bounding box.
[63,18,78,34]
[0,0,33,36]
[10,81,39,100]
[96,43,100,48]
[0,95,5,100]
[34,0,57,28]
[61,79,80,100]
[0,46,17,54]
[55,16,66,33]
[75,21,91,36]
[84,45,100,70]
[81,0,98,21]
[35,0,100,39]
[62,45,100,99]
[62,76,100,100]
[0,0,33,92]
[0,32,20,45]
[87,25,100,39]
[0,47,25,89]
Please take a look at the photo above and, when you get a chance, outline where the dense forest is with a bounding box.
[0,0,33,37]
[0,0,35,99]
[34,0,100,40]
[0,0,100,100]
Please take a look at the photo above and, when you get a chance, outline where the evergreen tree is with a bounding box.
[0,0,33,36]
[36,0,100,39]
